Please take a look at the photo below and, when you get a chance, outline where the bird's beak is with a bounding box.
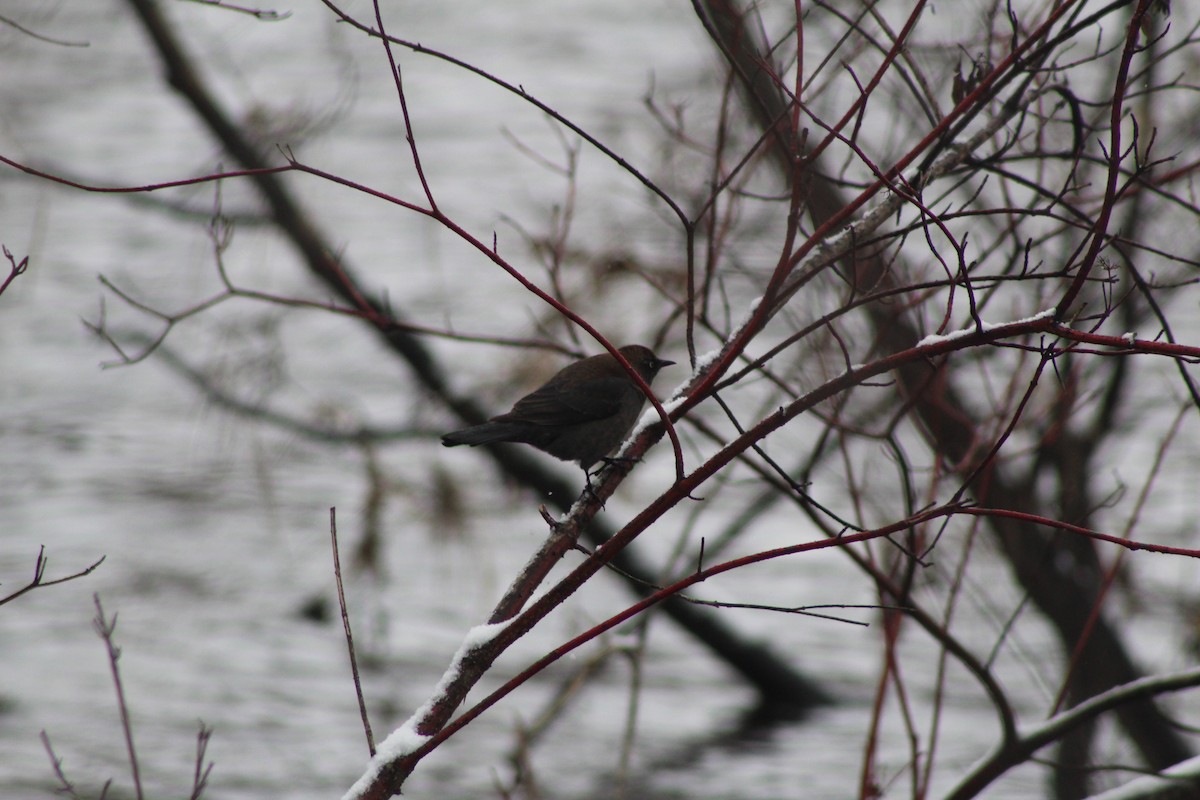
[658,359,676,368]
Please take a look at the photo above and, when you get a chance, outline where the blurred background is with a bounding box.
[3,2,1199,799]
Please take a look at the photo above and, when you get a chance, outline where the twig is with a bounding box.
[0,245,29,298]
[92,594,143,800]
[40,730,102,799]
[180,0,292,21]
[0,13,89,47]
[189,724,215,800]
[0,547,105,608]
[331,508,375,756]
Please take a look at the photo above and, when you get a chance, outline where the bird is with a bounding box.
[441,344,675,483]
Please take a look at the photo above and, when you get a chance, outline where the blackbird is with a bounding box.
[441,344,674,477]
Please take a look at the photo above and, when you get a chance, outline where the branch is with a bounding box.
[347,309,1112,796]
[347,503,965,799]
[0,547,105,608]
[330,509,375,756]
[0,245,29,298]
[945,667,1200,800]
[93,595,143,800]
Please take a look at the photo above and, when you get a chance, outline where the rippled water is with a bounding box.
[3,3,1195,799]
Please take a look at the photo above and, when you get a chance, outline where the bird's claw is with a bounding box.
[581,471,607,508]
[599,455,640,469]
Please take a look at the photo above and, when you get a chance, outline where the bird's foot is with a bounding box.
[599,455,640,469]
[581,470,607,508]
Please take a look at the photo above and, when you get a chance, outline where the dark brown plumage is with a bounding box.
[441,344,674,474]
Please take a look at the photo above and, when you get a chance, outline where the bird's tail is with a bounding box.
[440,421,525,447]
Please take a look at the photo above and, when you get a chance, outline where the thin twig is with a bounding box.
[0,547,105,608]
[331,508,375,756]
[0,13,89,46]
[93,595,143,800]
[189,724,215,799]
[0,245,29,298]
[180,0,292,21]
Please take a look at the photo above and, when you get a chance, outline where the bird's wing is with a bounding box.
[502,376,632,426]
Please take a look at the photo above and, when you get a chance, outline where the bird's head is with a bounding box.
[618,344,675,383]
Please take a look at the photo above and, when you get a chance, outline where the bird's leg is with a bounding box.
[581,467,606,507]
[581,457,638,504]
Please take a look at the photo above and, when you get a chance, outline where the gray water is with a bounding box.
[2,2,1196,799]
